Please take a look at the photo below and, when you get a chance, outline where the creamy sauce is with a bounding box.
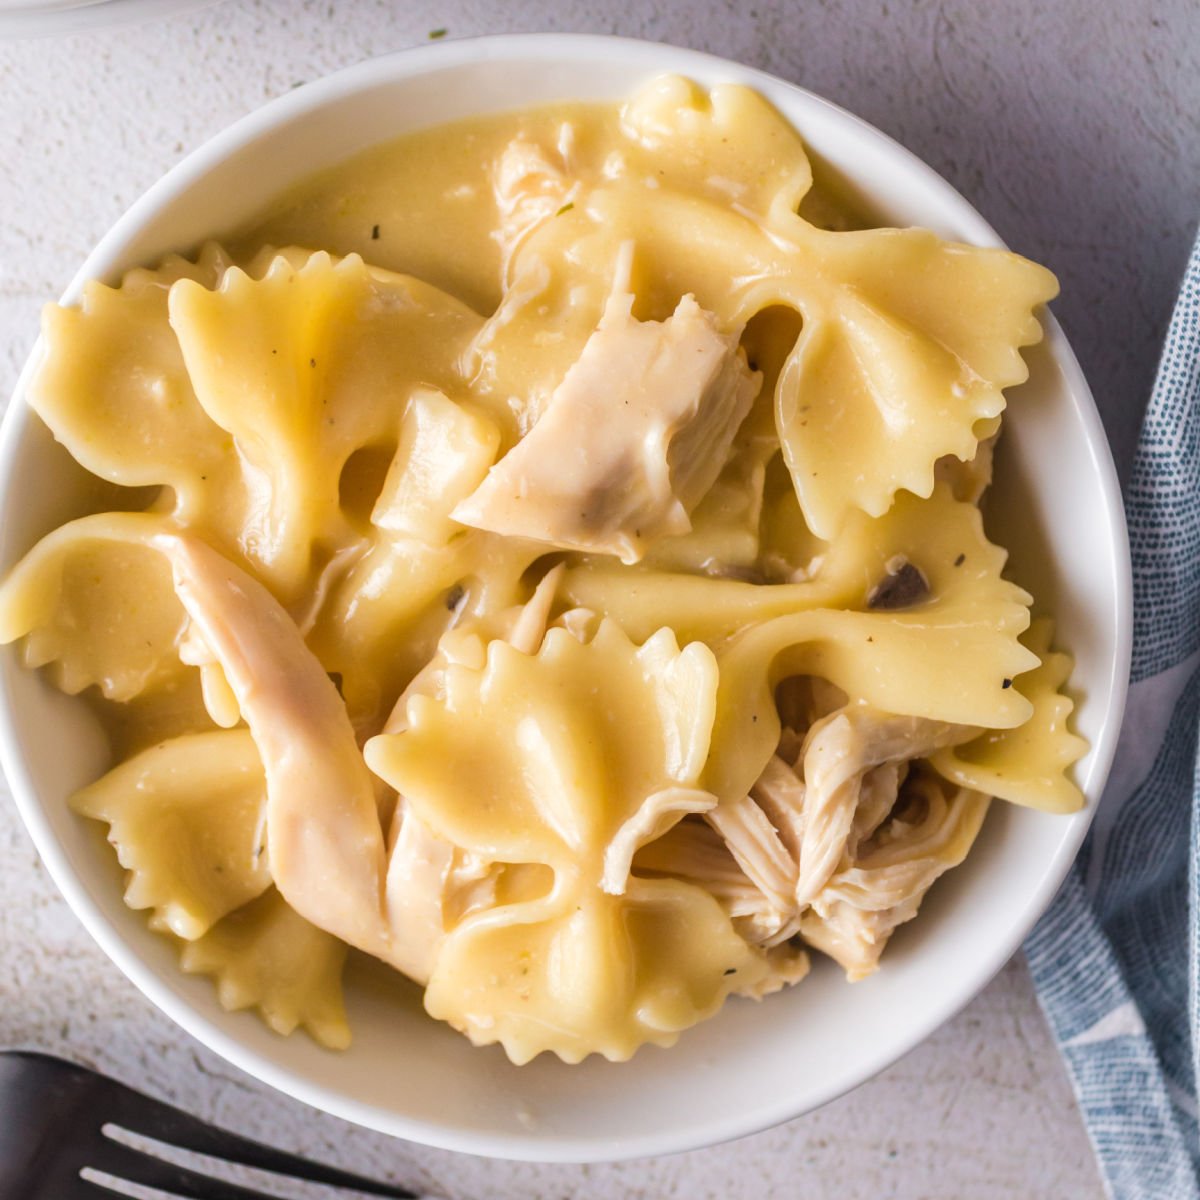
[231,101,872,317]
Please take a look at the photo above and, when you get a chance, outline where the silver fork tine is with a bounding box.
[100,1071,419,1198]
[82,1135,289,1200]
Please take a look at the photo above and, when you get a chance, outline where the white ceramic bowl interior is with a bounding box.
[0,34,1131,1162]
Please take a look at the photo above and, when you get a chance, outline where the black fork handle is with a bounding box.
[2,1052,422,1199]
[0,1052,107,1197]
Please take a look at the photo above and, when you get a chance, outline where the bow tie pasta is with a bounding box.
[0,74,1084,1062]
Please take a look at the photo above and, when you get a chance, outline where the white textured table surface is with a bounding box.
[1,2,1196,1197]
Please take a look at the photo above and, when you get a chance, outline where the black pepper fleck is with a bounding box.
[1002,678,1013,689]
[954,553,966,566]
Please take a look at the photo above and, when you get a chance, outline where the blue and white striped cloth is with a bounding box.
[1025,229,1200,1199]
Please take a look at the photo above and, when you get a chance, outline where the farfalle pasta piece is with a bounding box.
[71,729,270,940]
[372,387,500,546]
[29,244,233,500]
[563,483,1031,648]
[305,536,471,729]
[0,512,185,701]
[366,618,770,1062]
[305,385,514,727]
[494,77,1056,538]
[368,620,718,865]
[627,76,1056,536]
[701,502,1038,812]
[619,75,814,218]
[168,250,485,599]
[929,617,1087,812]
[454,288,760,563]
[180,888,351,1049]
[771,225,1056,538]
[422,876,766,1065]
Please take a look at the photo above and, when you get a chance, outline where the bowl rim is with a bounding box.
[0,0,217,41]
[0,31,1133,1163]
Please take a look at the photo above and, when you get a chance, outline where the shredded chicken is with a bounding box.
[635,816,798,946]
[791,708,969,907]
[800,770,991,979]
[706,789,797,915]
[847,762,903,859]
[493,138,573,277]
[640,704,986,982]
[602,786,716,896]
[507,561,565,654]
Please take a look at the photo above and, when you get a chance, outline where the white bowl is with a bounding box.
[0,34,1131,1162]
[0,0,214,39]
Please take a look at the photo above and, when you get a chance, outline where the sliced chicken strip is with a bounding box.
[155,533,402,969]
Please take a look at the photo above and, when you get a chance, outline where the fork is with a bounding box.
[0,1050,423,1199]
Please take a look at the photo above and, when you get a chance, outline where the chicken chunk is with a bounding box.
[453,292,761,563]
